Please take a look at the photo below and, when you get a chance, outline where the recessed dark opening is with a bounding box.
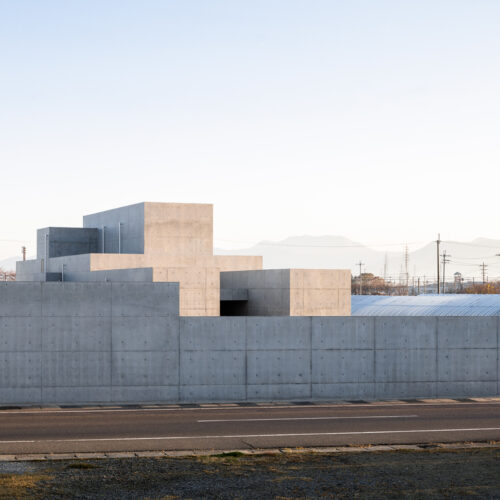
[220,300,248,316]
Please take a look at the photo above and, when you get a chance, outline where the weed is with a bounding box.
[66,462,98,470]
[0,473,52,500]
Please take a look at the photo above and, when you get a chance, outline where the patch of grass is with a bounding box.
[272,475,313,483]
[66,461,98,470]
[0,473,52,499]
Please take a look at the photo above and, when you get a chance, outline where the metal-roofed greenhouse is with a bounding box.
[351,294,500,316]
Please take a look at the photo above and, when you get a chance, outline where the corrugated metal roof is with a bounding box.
[351,294,500,316]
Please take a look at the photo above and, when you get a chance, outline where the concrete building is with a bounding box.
[2,202,499,405]
[17,202,351,317]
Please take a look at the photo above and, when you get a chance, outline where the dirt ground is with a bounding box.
[1,447,499,499]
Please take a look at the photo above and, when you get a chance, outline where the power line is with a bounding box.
[442,240,500,249]
[356,261,364,295]
[436,234,441,294]
[215,239,428,249]
[441,250,451,293]
[479,262,488,284]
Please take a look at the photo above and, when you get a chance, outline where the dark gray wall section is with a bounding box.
[0,284,499,405]
[220,270,290,315]
[17,259,151,283]
[63,268,154,282]
[37,228,99,259]
[83,203,145,255]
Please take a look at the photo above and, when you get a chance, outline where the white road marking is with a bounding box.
[198,415,419,422]
[0,402,499,415]
[1,427,500,444]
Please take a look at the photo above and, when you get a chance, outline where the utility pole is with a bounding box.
[21,246,26,261]
[356,261,364,295]
[436,234,441,294]
[480,262,488,284]
[404,245,410,295]
[441,250,451,294]
[417,277,420,295]
[383,253,388,282]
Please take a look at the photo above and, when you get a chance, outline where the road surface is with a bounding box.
[0,400,499,454]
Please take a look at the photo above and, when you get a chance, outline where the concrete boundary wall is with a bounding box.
[0,283,499,404]
[182,317,499,401]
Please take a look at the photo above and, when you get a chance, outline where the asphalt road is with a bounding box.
[0,401,499,454]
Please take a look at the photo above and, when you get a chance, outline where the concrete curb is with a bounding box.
[2,397,500,412]
[0,441,498,462]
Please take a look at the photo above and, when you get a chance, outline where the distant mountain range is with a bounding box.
[3,235,500,280]
[216,236,500,280]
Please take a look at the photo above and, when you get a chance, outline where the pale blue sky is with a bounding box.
[1,0,500,260]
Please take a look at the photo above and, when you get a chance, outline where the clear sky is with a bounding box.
[1,0,499,260]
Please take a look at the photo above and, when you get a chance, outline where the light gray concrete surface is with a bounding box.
[83,203,145,255]
[0,284,499,404]
[17,254,92,282]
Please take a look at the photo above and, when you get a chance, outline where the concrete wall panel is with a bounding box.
[312,350,374,383]
[84,202,145,255]
[111,283,178,317]
[247,350,310,384]
[38,227,99,259]
[375,382,437,399]
[66,268,154,283]
[0,388,42,404]
[180,351,245,385]
[112,316,179,351]
[437,381,498,397]
[312,317,374,350]
[247,384,311,400]
[0,283,41,316]
[180,318,245,351]
[180,385,246,402]
[111,386,178,403]
[42,317,111,352]
[246,317,310,350]
[375,349,437,382]
[438,349,497,381]
[42,387,111,404]
[0,353,41,388]
[312,383,375,400]
[112,351,179,386]
[42,352,111,387]
[437,317,498,348]
[0,318,41,351]
[42,283,111,317]
[375,317,436,349]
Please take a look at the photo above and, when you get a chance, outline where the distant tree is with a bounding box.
[0,267,15,281]
[460,282,500,294]
[352,273,393,295]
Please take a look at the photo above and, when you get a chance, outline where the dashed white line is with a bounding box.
[198,415,419,422]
